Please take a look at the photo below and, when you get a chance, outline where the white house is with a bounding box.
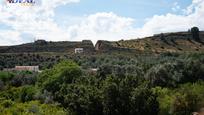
[75,48,84,54]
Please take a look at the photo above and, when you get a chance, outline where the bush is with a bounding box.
[155,82,204,115]
[0,100,14,108]
[11,72,37,87]
[102,76,153,115]
[0,72,14,82]
[37,60,82,93]
[0,80,4,90]
[0,86,36,103]
[172,93,199,115]
[145,62,184,87]
[20,86,36,102]
[182,60,204,83]
[0,100,67,115]
[130,86,159,115]
[0,87,22,101]
[59,84,103,115]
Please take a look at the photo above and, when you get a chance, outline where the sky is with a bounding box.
[0,0,203,45]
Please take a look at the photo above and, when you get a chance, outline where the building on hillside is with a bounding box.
[15,66,39,72]
[75,48,84,54]
[88,68,98,75]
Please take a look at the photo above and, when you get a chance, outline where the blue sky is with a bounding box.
[0,0,203,45]
[55,0,191,27]
[56,0,191,17]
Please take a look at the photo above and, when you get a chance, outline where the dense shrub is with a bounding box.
[0,100,67,115]
[0,80,4,90]
[0,87,22,101]
[102,76,158,115]
[11,72,37,87]
[37,60,82,93]
[145,62,184,87]
[59,84,103,115]
[20,86,36,102]
[1,53,204,114]
[0,72,14,82]
[146,58,204,87]
[182,60,204,83]
[0,86,36,103]
[130,86,159,115]
[154,82,204,115]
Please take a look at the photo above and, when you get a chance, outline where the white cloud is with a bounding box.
[141,0,204,35]
[183,0,203,15]
[0,0,80,45]
[0,0,204,45]
[66,0,204,44]
[0,30,22,45]
[67,12,137,44]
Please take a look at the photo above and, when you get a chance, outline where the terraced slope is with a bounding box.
[95,31,204,53]
[0,40,95,53]
[1,31,204,54]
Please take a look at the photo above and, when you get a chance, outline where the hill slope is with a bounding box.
[95,31,204,53]
[1,31,204,54]
[0,40,95,53]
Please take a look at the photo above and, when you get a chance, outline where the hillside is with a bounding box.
[0,40,95,53]
[95,31,204,53]
[1,31,204,54]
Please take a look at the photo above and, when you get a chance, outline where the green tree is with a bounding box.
[20,86,36,102]
[130,86,159,115]
[59,84,103,115]
[0,71,14,82]
[155,82,204,115]
[102,75,147,115]
[0,100,67,115]
[171,93,198,115]
[37,60,82,93]
[191,27,200,41]
[145,62,184,87]
[37,61,105,115]
[102,76,121,115]
[0,80,4,90]
[182,60,204,83]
